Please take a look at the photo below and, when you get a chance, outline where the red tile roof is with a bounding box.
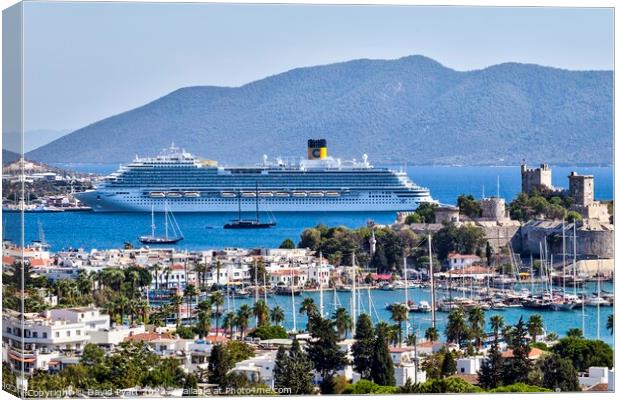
[124,332,175,342]
[501,347,545,359]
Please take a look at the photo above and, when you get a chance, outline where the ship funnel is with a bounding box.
[307,139,327,160]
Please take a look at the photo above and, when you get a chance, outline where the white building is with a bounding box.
[456,356,484,375]
[447,253,481,270]
[230,351,277,388]
[390,347,426,386]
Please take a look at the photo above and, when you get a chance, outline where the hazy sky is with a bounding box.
[22,2,614,131]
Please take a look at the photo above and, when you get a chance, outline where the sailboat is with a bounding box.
[224,182,276,229]
[139,203,184,244]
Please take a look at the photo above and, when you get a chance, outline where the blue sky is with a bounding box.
[22,3,613,132]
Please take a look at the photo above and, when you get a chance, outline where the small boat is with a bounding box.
[184,192,200,197]
[292,191,307,197]
[378,282,395,291]
[274,283,301,295]
[414,300,432,313]
[235,289,252,298]
[258,192,274,197]
[149,192,165,198]
[166,192,182,198]
[521,297,552,310]
[584,296,611,307]
[220,192,236,198]
[336,285,353,292]
[325,192,340,197]
[308,192,324,197]
[138,203,184,244]
[549,300,575,311]
[241,192,257,197]
[274,192,290,197]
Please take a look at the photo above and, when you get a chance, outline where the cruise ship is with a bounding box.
[75,139,436,212]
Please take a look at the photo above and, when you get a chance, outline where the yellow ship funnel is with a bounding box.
[307,139,327,160]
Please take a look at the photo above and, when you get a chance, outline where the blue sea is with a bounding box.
[2,164,613,345]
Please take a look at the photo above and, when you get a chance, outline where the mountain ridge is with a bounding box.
[27,55,613,165]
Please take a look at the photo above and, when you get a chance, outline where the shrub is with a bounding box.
[249,324,288,340]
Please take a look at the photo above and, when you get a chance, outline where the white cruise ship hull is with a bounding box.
[77,189,433,212]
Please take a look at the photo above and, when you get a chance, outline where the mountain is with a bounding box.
[27,55,613,166]
[2,149,20,165]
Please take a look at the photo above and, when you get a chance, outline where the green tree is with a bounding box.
[370,323,396,386]
[467,307,485,348]
[425,326,439,343]
[477,336,504,389]
[209,291,225,336]
[222,312,236,339]
[390,303,409,345]
[457,195,481,218]
[351,314,375,380]
[566,211,583,223]
[273,345,290,391]
[225,340,255,363]
[279,238,296,249]
[490,315,504,339]
[252,299,270,328]
[445,308,469,346]
[333,307,352,339]
[527,314,544,343]
[235,304,252,340]
[207,344,232,387]
[502,317,532,385]
[270,306,285,326]
[551,336,613,371]
[566,328,583,338]
[539,354,580,392]
[307,315,348,394]
[440,350,457,378]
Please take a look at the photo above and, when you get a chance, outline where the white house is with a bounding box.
[447,253,481,270]
[456,356,484,375]
[230,351,277,388]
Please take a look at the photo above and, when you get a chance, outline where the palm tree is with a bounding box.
[116,295,129,325]
[425,326,439,343]
[527,314,544,343]
[607,314,613,334]
[163,266,172,289]
[223,312,236,339]
[194,263,208,294]
[236,304,252,340]
[209,291,225,336]
[333,307,352,339]
[467,307,486,348]
[390,303,409,345]
[253,300,270,328]
[196,300,212,338]
[270,306,285,326]
[184,284,199,325]
[445,308,469,346]
[490,315,504,339]
[299,297,318,318]
[76,271,94,297]
[170,294,184,327]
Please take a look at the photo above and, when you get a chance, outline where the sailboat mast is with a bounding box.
[404,255,409,338]
[351,253,357,337]
[290,266,297,333]
[562,219,566,300]
[597,259,601,340]
[319,252,324,318]
[573,222,577,296]
[429,234,436,329]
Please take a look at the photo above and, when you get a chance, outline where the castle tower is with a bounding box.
[521,162,553,193]
[568,172,594,207]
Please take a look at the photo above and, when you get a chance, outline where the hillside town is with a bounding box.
[2,162,615,396]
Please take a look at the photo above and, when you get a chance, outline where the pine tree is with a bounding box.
[502,316,532,385]
[307,315,347,393]
[273,345,290,390]
[207,343,232,387]
[351,314,375,380]
[287,338,315,394]
[370,324,396,386]
[477,337,504,389]
[440,350,456,378]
